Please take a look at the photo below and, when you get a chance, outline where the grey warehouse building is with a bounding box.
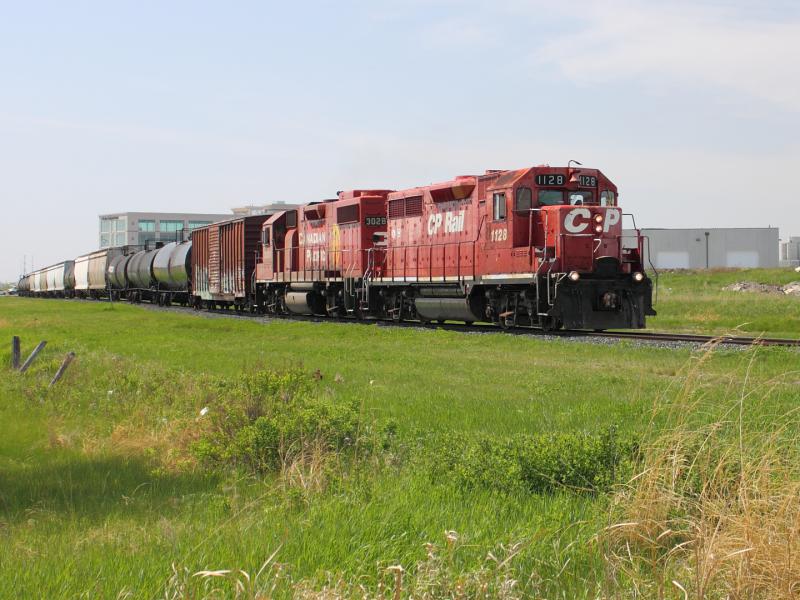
[99,212,232,248]
[624,228,779,269]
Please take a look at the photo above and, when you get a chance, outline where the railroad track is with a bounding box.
[401,321,800,347]
[59,297,800,348]
[569,330,800,347]
[184,304,800,348]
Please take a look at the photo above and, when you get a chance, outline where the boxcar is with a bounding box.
[191,216,268,309]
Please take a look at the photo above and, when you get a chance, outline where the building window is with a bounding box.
[188,221,211,230]
[139,220,155,232]
[100,219,112,233]
[492,192,506,221]
[159,220,183,233]
[114,233,127,246]
[100,234,110,247]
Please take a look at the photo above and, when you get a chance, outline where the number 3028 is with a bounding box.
[490,228,508,242]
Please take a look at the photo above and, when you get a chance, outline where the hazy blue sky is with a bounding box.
[2,0,799,280]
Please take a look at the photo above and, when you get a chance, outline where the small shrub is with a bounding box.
[429,426,635,494]
[193,368,382,474]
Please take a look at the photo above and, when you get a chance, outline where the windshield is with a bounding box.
[568,191,593,205]
[538,190,564,206]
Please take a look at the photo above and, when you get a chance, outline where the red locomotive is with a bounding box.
[251,165,655,330]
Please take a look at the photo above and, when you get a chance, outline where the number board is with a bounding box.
[364,216,387,227]
[535,174,565,186]
[579,175,597,187]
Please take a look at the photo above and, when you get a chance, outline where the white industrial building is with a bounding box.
[623,228,779,269]
[99,212,231,248]
[231,201,297,216]
[780,236,800,267]
[99,203,299,249]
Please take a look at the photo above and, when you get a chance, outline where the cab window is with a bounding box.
[514,186,532,211]
[568,191,593,205]
[262,228,271,245]
[492,192,507,220]
[600,190,616,206]
[538,190,564,206]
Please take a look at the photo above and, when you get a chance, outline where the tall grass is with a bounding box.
[1,297,798,597]
[603,342,800,598]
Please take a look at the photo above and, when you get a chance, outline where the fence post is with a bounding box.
[11,336,20,370]
[49,352,76,387]
[19,341,47,373]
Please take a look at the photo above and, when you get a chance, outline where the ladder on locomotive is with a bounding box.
[353,247,376,315]
[531,209,558,316]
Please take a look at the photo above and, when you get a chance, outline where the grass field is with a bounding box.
[646,268,800,338]
[0,269,798,598]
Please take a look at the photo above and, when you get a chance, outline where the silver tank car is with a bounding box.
[127,249,159,290]
[153,241,192,291]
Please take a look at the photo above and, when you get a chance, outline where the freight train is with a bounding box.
[17,165,656,330]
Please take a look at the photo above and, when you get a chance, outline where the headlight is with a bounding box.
[568,271,580,282]
[594,214,603,223]
[594,224,603,233]
[633,272,644,282]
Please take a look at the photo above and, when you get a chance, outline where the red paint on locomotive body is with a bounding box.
[380,166,630,282]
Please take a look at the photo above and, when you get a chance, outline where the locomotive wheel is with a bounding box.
[391,296,403,322]
[540,316,562,332]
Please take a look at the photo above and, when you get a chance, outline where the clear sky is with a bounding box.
[2,0,799,280]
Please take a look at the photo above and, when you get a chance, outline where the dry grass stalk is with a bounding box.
[603,341,800,598]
